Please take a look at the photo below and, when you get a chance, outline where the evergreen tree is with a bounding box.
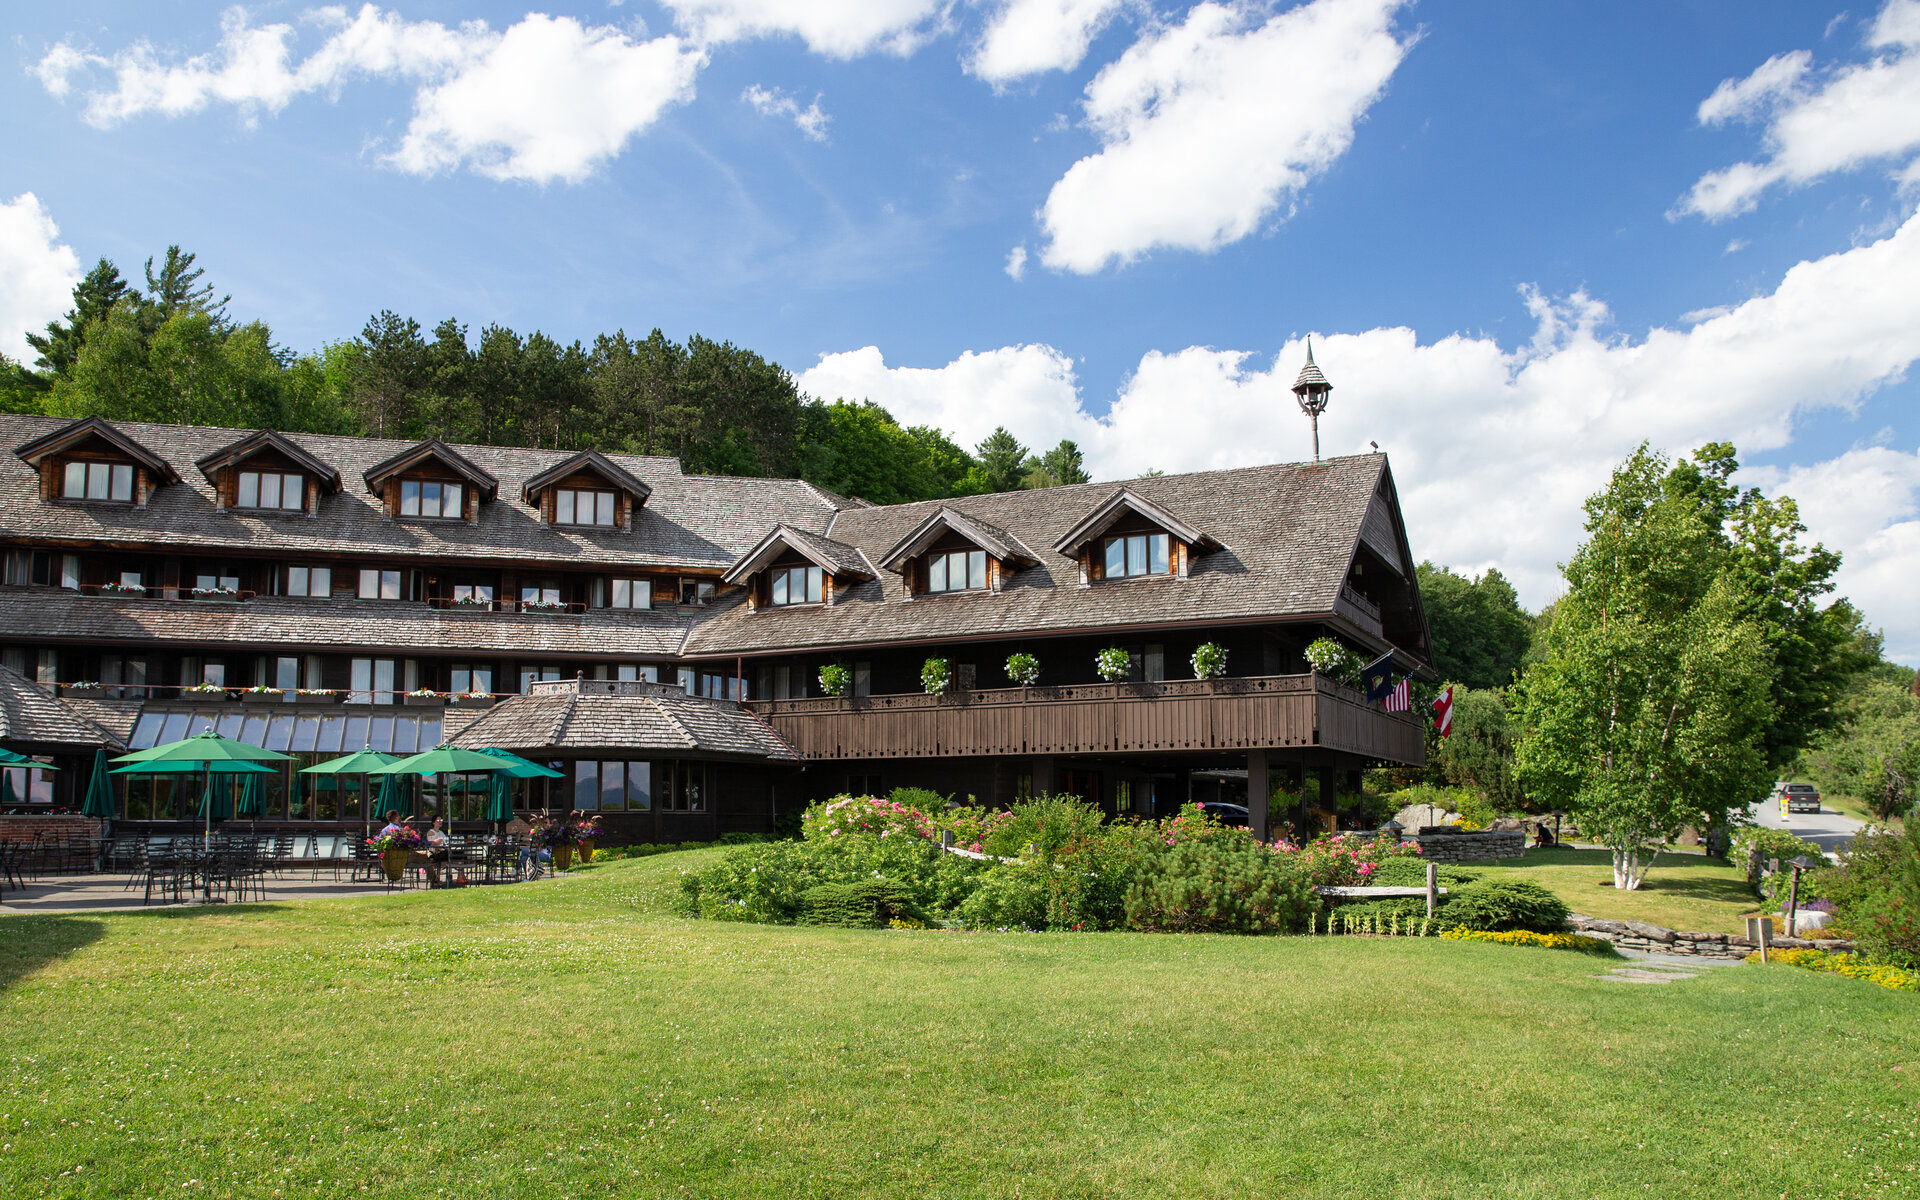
[25,257,131,381]
[976,427,1031,493]
[347,311,429,438]
[142,246,229,325]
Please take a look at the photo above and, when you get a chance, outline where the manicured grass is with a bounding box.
[1462,846,1762,934]
[3,852,1916,1200]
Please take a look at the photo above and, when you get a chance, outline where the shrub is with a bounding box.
[717,832,768,845]
[799,879,926,928]
[1818,825,1920,970]
[1304,637,1361,685]
[802,794,931,842]
[984,793,1108,859]
[1005,652,1041,686]
[1731,825,1828,884]
[1124,839,1316,934]
[889,787,950,812]
[1291,830,1423,888]
[957,861,1051,930]
[679,826,984,924]
[1441,879,1570,933]
[931,802,1016,854]
[1191,642,1228,680]
[1362,857,1479,888]
[1388,782,1492,830]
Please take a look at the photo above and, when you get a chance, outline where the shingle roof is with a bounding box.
[447,680,798,761]
[876,506,1039,573]
[362,440,499,501]
[0,591,695,658]
[681,455,1394,657]
[0,414,842,570]
[1051,488,1216,557]
[193,430,343,493]
[15,416,180,483]
[722,524,875,585]
[0,665,126,750]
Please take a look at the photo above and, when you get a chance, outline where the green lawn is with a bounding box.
[2,852,1915,1200]
[1462,846,1763,934]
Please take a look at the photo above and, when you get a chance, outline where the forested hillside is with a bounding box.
[0,246,1093,504]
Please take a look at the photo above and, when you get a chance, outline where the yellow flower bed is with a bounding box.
[1745,948,1916,993]
[1440,927,1618,955]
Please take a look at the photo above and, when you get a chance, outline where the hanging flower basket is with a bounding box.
[1095,647,1132,683]
[552,844,574,872]
[382,848,410,882]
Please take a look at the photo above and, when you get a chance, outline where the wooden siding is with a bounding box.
[748,673,1425,765]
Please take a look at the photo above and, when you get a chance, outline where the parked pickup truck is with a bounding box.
[1776,782,1821,814]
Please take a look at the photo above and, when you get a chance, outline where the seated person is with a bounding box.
[378,809,405,840]
[1533,823,1556,847]
[425,816,451,886]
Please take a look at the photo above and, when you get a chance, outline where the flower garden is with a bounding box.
[679,792,1579,942]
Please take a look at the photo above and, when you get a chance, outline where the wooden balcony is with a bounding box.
[746,673,1425,765]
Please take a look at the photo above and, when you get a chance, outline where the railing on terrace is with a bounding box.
[746,672,1424,764]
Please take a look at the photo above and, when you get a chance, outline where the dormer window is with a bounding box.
[770,565,824,606]
[237,470,305,511]
[927,549,987,593]
[399,479,463,519]
[556,487,616,527]
[63,461,134,503]
[1103,533,1170,578]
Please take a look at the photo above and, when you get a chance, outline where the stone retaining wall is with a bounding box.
[1403,830,1526,862]
[1567,914,1854,960]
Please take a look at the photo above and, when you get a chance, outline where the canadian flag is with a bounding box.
[1432,685,1455,738]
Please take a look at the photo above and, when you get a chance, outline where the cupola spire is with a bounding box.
[1291,338,1332,462]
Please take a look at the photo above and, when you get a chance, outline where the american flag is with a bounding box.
[1384,678,1411,712]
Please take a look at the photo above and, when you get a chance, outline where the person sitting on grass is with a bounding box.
[425,816,451,886]
[1533,823,1557,848]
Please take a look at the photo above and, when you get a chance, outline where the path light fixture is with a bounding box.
[1786,854,1821,936]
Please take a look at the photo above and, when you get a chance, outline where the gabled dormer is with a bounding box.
[522,450,650,532]
[363,439,498,523]
[1052,488,1219,586]
[14,416,179,508]
[194,430,341,516]
[878,507,1038,598]
[723,525,875,610]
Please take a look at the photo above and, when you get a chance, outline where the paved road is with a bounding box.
[1746,796,1867,858]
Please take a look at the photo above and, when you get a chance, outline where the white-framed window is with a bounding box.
[769,565,823,606]
[399,479,463,519]
[286,565,333,598]
[450,664,494,694]
[1102,533,1171,578]
[237,470,304,511]
[350,657,396,704]
[555,488,615,526]
[62,460,134,502]
[358,569,402,600]
[194,572,240,593]
[519,665,563,693]
[927,549,986,594]
[607,578,652,609]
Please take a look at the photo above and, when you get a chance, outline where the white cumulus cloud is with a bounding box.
[0,194,82,364]
[1677,0,1920,219]
[1036,0,1413,273]
[34,5,703,184]
[803,208,1920,660]
[969,0,1131,85]
[660,0,946,57]
[741,84,830,142]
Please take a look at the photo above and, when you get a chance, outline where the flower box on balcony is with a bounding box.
[403,691,445,707]
[59,682,107,696]
[240,688,286,705]
[451,693,496,709]
[293,690,344,704]
[182,686,232,701]
[95,583,148,599]
[520,601,570,615]
[191,587,245,602]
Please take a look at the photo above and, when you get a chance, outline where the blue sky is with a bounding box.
[5,1,1920,659]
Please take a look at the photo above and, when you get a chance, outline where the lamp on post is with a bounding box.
[1292,339,1332,463]
[1786,854,1821,937]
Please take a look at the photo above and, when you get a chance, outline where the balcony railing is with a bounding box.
[746,672,1424,764]
[1337,584,1382,634]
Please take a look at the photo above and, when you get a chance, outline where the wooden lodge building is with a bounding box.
[0,396,1433,843]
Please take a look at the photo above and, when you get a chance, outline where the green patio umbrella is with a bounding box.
[473,747,565,779]
[81,748,115,819]
[369,744,517,778]
[485,771,514,824]
[114,730,292,848]
[198,775,234,822]
[110,760,276,775]
[301,748,402,832]
[236,771,266,817]
[0,747,58,768]
[374,772,404,822]
[1,771,16,806]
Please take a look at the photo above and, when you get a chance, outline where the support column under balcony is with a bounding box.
[1247,747,1269,843]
